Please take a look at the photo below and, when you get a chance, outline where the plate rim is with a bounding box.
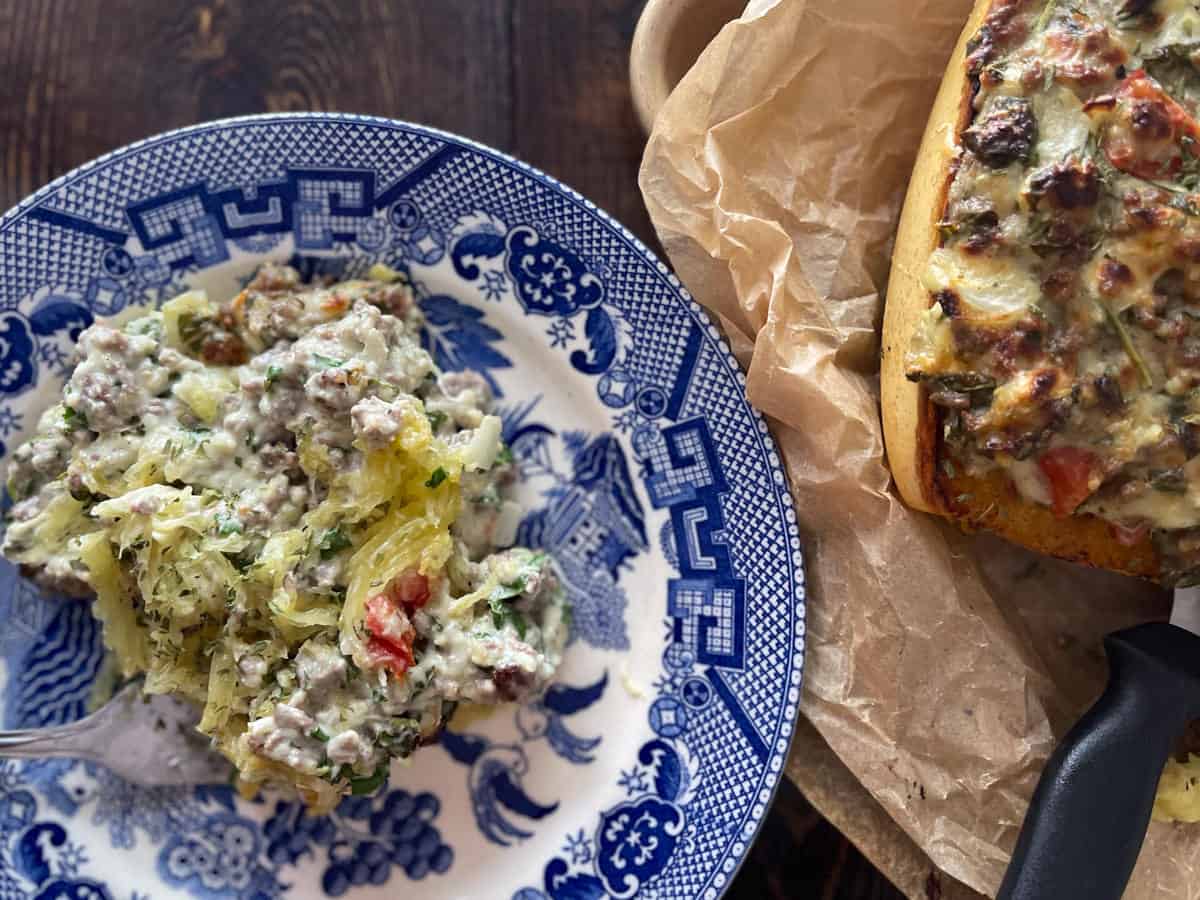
[0,111,808,899]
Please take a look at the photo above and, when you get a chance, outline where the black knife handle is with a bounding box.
[998,623,1200,900]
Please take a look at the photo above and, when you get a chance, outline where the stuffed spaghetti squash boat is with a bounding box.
[882,0,1200,585]
[1,263,567,811]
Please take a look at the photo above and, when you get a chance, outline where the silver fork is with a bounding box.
[0,681,231,786]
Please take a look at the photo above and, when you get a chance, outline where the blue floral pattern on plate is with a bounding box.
[0,114,806,899]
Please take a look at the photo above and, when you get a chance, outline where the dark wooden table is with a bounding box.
[0,1,905,897]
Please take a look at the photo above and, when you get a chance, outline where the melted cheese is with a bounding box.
[924,247,1041,317]
[1032,86,1092,164]
[1007,457,1053,506]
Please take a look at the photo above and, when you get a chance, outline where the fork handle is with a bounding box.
[0,728,106,761]
[0,687,134,761]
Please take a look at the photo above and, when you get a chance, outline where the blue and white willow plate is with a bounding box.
[0,114,805,900]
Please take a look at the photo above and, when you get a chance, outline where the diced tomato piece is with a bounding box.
[319,292,352,315]
[1038,447,1100,517]
[1114,70,1193,122]
[365,594,405,643]
[1101,70,1200,180]
[366,632,415,678]
[389,570,431,612]
[364,593,415,678]
[362,569,430,679]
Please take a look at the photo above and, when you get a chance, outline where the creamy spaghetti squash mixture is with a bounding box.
[1,263,567,810]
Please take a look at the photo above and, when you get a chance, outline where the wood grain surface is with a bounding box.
[0,0,655,244]
[0,1,905,896]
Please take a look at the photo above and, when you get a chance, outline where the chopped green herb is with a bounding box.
[1084,130,1120,184]
[216,513,243,536]
[487,585,528,639]
[495,444,514,465]
[426,409,447,431]
[487,594,512,623]
[349,764,390,796]
[490,579,525,604]
[310,727,330,742]
[1034,0,1056,31]
[265,365,283,389]
[425,467,448,489]
[937,209,1004,248]
[62,406,87,430]
[489,602,528,639]
[1181,136,1200,193]
[1042,63,1057,92]
[318,527,352,559]
[1096,299,1153,389]
[312,354,345,370]
[934,373,996,393]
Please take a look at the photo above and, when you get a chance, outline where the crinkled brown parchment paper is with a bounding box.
[637,0,1200,896]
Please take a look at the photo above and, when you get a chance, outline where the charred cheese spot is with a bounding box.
[1093,373,1126,410]
[963,96,1038,168]
[965,0,1031,76]
[1027,160,1102,209]
[934,289,962,318]
[1098,256,1135,294]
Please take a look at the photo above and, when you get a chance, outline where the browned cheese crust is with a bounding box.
[881,0,1161,579]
